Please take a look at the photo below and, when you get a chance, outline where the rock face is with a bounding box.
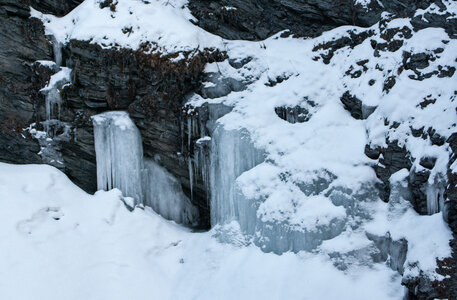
[187,0,435,40]
[30,0,83,16]
[0,0,52,165]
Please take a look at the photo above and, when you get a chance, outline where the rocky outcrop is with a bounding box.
[188,0,434,40]
[45,40,223,228]
[30,0,83,16]
[0,0,223,228]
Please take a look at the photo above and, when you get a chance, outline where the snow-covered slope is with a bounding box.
[0,162,407,300]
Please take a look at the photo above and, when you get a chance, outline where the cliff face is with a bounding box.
[59,41,223,227]
[187,0,441,40]
[1,0,457,296]
[0,0,51,165]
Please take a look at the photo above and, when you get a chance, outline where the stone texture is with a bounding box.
[0,0,52,165]
[30,0,83,16]
[188,0,433,41]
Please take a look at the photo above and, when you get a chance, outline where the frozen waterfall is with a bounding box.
[209,124,265,226]
[92,111,144,205]
[92,111,199,225]
[39,38,71,135]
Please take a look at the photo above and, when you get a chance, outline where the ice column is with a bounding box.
[93,111,199,225]
[426,183,445,215]
[92,111,144,205]
[209,123,264,226]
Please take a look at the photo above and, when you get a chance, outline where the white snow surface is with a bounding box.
[0,162,408,300]
[31,0,223,53]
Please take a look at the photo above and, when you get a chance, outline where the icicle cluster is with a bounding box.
[39,38,71,134]
[426,179,446,216]
[182,106,211,202]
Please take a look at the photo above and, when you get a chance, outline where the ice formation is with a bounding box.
[92,111,199,225]
[426,181,446,216]
[143,159,199,226]
[92,111,144,205]
[39,38,71,135]
[209,124,265,226]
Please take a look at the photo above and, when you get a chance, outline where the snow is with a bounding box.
[40,67,71,93]
[365,199,452,278]
[0,162,407,300]
[30,0,223,54]
[25,0,457,293]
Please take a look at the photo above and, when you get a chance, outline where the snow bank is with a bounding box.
[0,162,406,300]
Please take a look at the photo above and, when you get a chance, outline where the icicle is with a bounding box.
[53,40,63,67]
[199,114,206,138]
[187,116,192,151]
[40,35,70,135]
[188,156,194,202]
[180,117,184,154]
[426,184,445,215]
[40,67,71,133]
[195,136,211,199]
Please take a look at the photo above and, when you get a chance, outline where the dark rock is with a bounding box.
[372,141,412,202]
[313,29,374,64]
[383,76,396,93]
[410,126,424,138]
[408,169,430,215]
[340,91,363,120]
[365,144,381,160]
[30,0,83,16]
[437,65,456,78]
[340,91,376,120]
[56,41,225,228]
[188,0,433,41]
[404,52,431,70]
[274,105,309,123]
[199,71,246,99]
[427,127,445,146]
[419,156,436,170]
[0,1,53,168]
[418,97,436,109]
[403,255,457,300]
